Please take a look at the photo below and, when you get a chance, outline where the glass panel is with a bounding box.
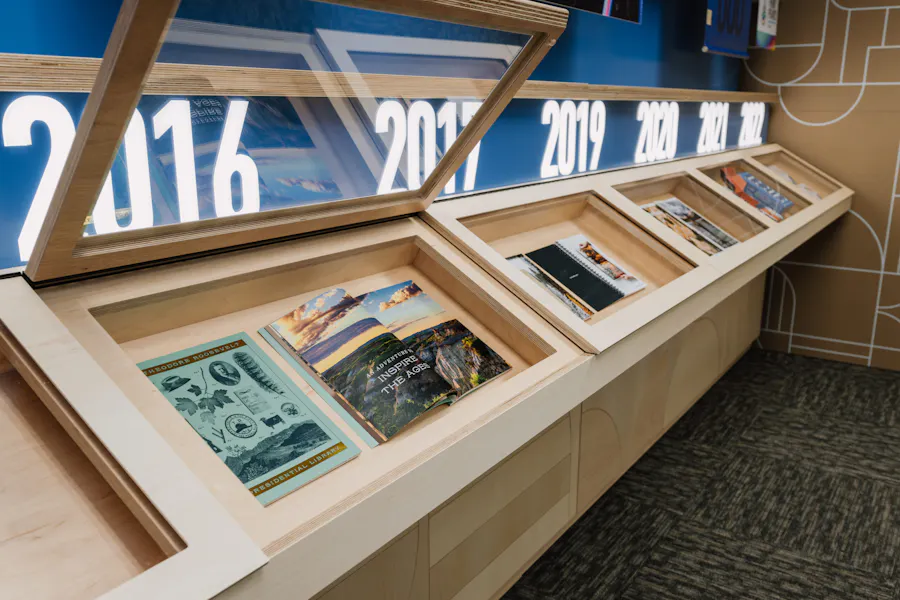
[616,173,766,257]
[699,159,811,222]
[81,0,528,237]
[753,150,839,200]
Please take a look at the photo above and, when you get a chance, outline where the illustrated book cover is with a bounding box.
[507,233,645,321]
[721,166,794,222]
[138,332,359,506]
[263,282,511,443]
[644,197,739,256]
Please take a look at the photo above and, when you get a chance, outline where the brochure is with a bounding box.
[645,197,739,256]
[767,164,821,199]
[263,282,511,442]
[721,167,794,222]
[138,332,359,506]
[508,233,645,320]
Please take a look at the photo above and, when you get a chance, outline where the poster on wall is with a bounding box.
[752,0,779,49]
[545,0,642,23]
[703,0,753,58]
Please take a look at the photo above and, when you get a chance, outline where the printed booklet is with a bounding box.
[138,333,359,506]
[263,280,511,442]
[721,167,794,222]
[507,233,645,321]
[766,164,822,200]
[644,197,739,256]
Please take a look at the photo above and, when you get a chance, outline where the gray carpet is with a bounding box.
[503,349,900,600]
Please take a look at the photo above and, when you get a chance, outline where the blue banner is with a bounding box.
[0,92,767,271]
[704,0,753,58]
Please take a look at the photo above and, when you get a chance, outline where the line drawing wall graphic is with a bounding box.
[745,0,900,369]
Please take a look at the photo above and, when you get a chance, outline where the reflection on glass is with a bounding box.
[80,0,527,235]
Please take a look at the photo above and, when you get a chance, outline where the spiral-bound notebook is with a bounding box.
[509,233,645,320]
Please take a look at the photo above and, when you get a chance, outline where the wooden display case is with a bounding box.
[426,144,853,354]
[697,158,812,220]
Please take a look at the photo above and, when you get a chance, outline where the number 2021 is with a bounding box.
[635,101,679,164]
[697,101,729,155]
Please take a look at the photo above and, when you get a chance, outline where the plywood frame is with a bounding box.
[425,144,854,353]
[23,0,568,283]
[0,278,267,600]
[27,216,584,599]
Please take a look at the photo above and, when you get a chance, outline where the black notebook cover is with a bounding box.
[526,244,624,312]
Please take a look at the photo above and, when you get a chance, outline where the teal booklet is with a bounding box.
[138,332,359,506]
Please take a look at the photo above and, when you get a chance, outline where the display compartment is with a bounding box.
[0,368,165,600]
[753,148,842,201]
[34,217,583,599]
[613,172,768,246]
[698,159,811,221]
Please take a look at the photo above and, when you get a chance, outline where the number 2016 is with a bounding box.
[738,102,765,148]
[635,101,679,164]
[697,101,729,155]
[2,95,259,262]
[540,100,607,179]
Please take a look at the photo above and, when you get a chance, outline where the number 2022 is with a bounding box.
[697,101,729,155]
[540,100,606,179]
[738,102,765,148]
[635,101,679,164]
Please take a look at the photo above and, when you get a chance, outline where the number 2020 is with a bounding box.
[540,100,607,179]
[635,101,679,164]
[697,101,729,155]
[2,95,260,262]
[738,102,765,148]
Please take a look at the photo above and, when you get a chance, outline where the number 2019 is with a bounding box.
[540,100,607,179]
[635,101,679,164]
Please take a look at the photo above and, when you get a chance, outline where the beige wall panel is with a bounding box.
[313,524,428,600]
[430,458,570,600]
[578,278,763,513]
[745,3,900,369]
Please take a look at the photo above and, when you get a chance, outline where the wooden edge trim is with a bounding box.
[0,53,776,104]
[0,320,184,555]
[421,33,554,202]
[325,0,568,36]
[26,0,181,282]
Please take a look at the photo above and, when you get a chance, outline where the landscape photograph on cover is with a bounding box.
[268,289,455,439]
[356,280,512,395]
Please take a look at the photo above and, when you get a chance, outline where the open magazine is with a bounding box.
[645,197,739,256]
[507,233,645,322]
[722,167,794,222]
[263,280,511,442]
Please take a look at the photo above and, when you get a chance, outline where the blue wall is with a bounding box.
[0,0,739,90]
[533,0,740,90]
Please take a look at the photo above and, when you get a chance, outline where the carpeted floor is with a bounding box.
[503,348,900,600]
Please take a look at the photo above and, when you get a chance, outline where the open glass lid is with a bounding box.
[25,0,567,282]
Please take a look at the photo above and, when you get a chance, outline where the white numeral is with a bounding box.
[635,101,679,164]
[738,102,765,148]
[213,100,260,217]
[92,110,154,234]
[153,99,199,222]
[540,100,607,180]
[376,100,481,195]
[2,96,76,261]
[697,101,729,155]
